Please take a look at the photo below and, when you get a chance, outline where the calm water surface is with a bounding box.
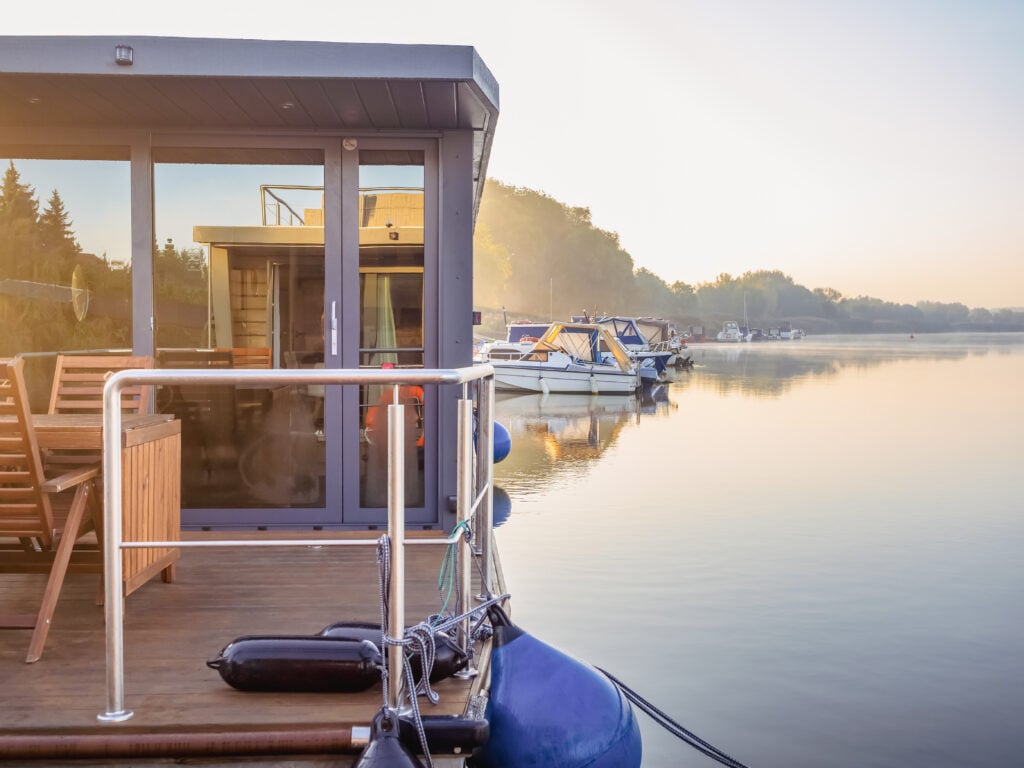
[492,333,1024,768]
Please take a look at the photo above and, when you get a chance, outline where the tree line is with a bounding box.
[0,161,208,357]
[473,179,1024,336]
[3,162,1020,361]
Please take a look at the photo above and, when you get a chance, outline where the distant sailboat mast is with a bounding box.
[742,291,750,342]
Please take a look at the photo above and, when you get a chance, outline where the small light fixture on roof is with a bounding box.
[281,101,295,110]
[114,45,134,66]
[27,96,41,105]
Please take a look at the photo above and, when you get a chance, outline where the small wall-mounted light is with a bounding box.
[280,101,295,111]
[27,96,41,105]
[114,45,134,66]
[388,231,400,241]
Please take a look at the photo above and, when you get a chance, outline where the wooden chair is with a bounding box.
[156,350,238,502]
[48,354,154,416]
[46,354,154,470]
[1,357,103,663]
[217,347,272,369]
[216,348,273,435]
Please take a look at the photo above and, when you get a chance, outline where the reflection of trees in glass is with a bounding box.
[0,162,130,356]
[154,237,208,348]
[0,162,214,355]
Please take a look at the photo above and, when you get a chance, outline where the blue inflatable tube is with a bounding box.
[473,606,642,768]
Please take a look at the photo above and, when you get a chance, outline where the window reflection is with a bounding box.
[358,157,425,508]
[0,155,130,409]
[153,152,325,510]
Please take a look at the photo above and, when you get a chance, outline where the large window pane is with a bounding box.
[0,154,130,408]
[358,155,425,508]
[153,150,325,510]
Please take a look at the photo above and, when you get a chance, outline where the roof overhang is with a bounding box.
[0,36,499,209]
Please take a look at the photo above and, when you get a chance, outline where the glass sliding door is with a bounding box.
[356,151,427,511]
[153,147,329,526]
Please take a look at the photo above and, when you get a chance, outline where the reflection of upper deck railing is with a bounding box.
[260,185,425,228]
[260,185,318,225]
[98,364,496,723]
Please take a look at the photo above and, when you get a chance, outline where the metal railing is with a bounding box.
[97,364,495,723]
[260,184,425,227]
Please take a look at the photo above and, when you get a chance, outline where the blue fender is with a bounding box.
[474,606,642,768]
[493,421,512,464]
[474,418,513,464]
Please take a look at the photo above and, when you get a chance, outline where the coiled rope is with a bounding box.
[597,667,752,768]
[375,533,509,767]
[376,534,434,766]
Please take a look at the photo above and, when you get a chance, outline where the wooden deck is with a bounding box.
[0,530,494,765]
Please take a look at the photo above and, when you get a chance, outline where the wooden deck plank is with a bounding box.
[0,531,476,737]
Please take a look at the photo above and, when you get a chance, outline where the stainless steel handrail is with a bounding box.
[98,364,495,722]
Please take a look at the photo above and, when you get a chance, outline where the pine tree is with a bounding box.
[38,188,82,282]
[0,161,41,280]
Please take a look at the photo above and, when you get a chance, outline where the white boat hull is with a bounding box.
[490,361,638,394]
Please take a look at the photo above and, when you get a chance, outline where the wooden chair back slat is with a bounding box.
[48,354,154,416]
[45,354,154,469]
[217,347,272,369]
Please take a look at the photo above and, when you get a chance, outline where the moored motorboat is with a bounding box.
[635,316,693,367]
[475,320,553,362]
[716,321,744,342]
[477,322,639,394]
[594,316,674,378]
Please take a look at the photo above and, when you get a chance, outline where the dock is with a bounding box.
[0,530,498,765]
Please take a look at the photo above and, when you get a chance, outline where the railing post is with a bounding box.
[386,389,406,710]
[98,375,132,722]
[474,376,495,597]
[455,394,478,677]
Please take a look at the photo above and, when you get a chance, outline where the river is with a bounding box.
[492,333,1024,768]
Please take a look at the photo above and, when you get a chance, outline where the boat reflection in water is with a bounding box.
[639,382,677,414]
[493,390,675,495]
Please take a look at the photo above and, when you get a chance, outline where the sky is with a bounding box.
[5,0,1023,309]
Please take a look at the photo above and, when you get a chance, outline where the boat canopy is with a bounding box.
[595,317,646,348]
[531,323,633,370]
[635,317,675,345]
[507,323,551,342]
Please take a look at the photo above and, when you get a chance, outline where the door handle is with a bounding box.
[330,300,338,356]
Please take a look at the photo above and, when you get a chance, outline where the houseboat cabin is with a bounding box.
[0,35,499,531]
